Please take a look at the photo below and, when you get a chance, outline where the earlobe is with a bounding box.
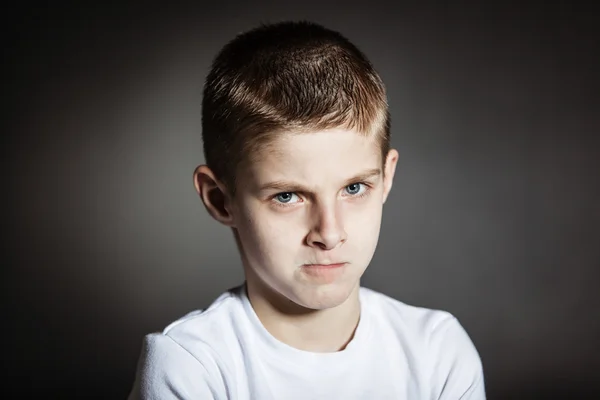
[193,165,236,227]
[382,149,399,204]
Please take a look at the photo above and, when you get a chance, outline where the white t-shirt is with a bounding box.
[128,285,485,399]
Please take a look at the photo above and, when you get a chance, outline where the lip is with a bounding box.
[301,262,347,283]
[303,263,346,268]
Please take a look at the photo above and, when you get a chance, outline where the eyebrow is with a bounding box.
[258,168,382,193]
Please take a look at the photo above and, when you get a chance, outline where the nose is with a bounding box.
[305,202,347,250]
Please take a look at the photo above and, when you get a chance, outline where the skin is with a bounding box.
[194,128,398,352]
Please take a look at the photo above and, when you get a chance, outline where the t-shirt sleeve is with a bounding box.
[127,333,223,400]
[429,316,486,400]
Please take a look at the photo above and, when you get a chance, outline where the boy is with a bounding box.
[128,21,485,399]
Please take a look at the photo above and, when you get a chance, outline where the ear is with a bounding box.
[193,165,236,227]
[382,149,399,204]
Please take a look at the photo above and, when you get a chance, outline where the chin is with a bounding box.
[292,281,358,311]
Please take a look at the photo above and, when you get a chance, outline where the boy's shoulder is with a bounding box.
[129,288,245,399]
[161,286,245,344]
[360,286,456,328]
[359,286,474,351]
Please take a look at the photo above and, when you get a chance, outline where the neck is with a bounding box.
[245,277,361,353]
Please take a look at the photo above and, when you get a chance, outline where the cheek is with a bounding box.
[236,204,303,263]
[344,196,383,248]
[345,191,383,225]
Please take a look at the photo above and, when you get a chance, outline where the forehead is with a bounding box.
[240,128,381,187]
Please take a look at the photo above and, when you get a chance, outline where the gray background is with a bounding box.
[6,1,599,399]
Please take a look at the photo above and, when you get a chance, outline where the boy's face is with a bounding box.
[227,128,398,311]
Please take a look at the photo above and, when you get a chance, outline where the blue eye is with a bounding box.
[345,183,363,195]
[275,192,294,203]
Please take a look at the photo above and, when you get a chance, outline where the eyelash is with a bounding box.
[270,182,372,208]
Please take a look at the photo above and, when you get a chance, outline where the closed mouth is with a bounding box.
[303,262,346,268]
